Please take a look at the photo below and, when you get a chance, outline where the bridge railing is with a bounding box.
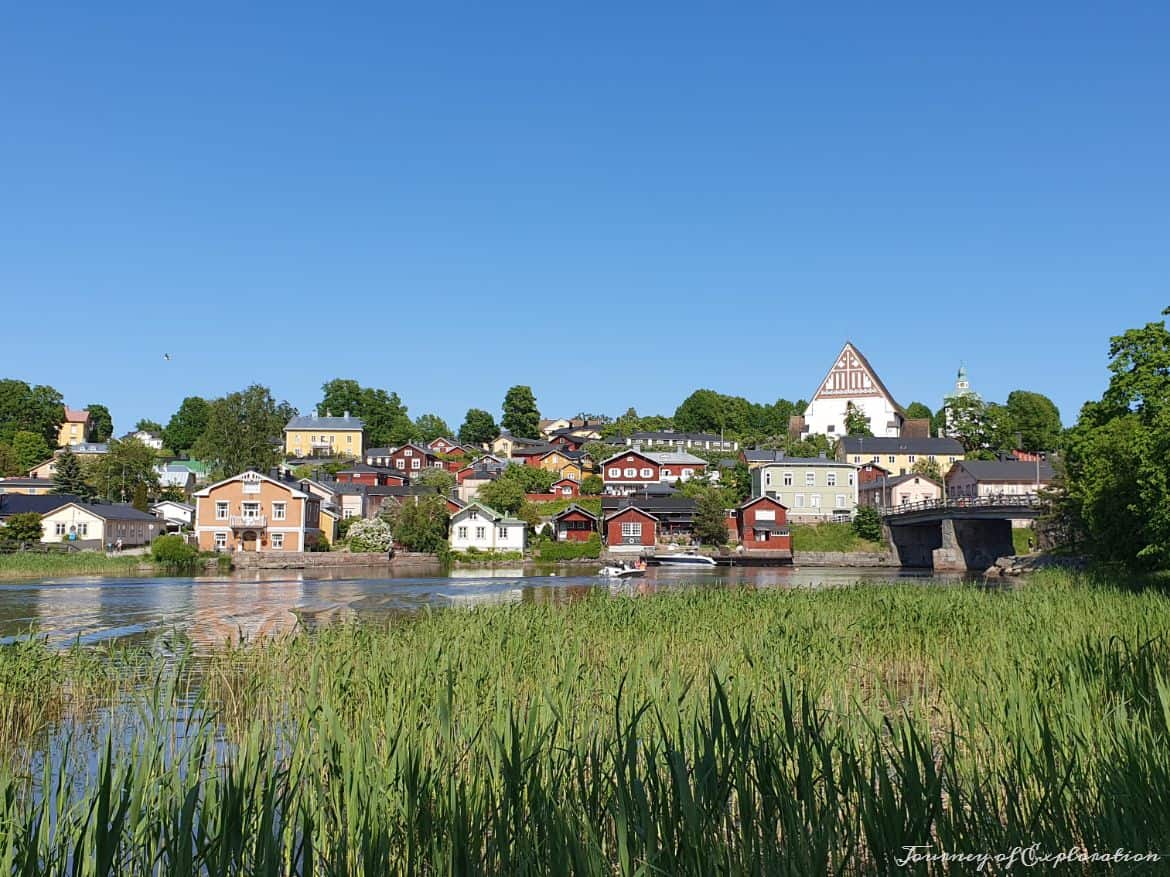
[878,493,1043,518]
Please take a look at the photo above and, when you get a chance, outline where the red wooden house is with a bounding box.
[335,463,408,487]
[553,504,598,542]
[604,506,658,550]
[428,437,460,455]
[735,496,790,551]
[389,443,441,474]
[601,450,706,495]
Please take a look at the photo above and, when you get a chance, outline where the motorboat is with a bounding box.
[650,553,717,567]
[598,564,646,578]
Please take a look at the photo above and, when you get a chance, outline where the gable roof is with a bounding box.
[450,501,524,526]
[0,493,83,517]
[862,473,942,489]
[285,414,365,431]
[554,503,598,522]
[48,501,162,522]
[739,495,789,511]
[193,469,310,499]
[949,460,1056,482]
[151,500,195,512]
[63,408,90,423]
[603,505,659,523]
[808,342,905,415]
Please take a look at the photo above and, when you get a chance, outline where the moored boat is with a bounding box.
[650,553,717,567]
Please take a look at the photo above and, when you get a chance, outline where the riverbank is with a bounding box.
[0,551,152,580]
[2,570,1167,871]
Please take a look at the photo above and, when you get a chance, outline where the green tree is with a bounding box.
[582,442,613,468]
[944,395,1012,453]
[317,379,364,418]
[414,413,452,443]
[1,512,43,547]
[86,404,114,442]
[844,401,872,437]
[721,461,753,502]
[1060,307,1170,568]
[317,379,414,447]
[458,408,498,446]
[904,401,933,421]
[389,495,450,553]
[132,482,149,511]
[163,396,210,454]
[135,419,163,434]
[87,438,161,502]
[415,466,456,495]
[11,430,51,473]
[1004,390,1062,451]
[0,380,63,446]
[476,465,555,513]
[0,443,17,477]
[579,474,604,495]
[193,385,291,479]
[852,505,883,542]
[910,457,943,482]
[51,446,95,499]
[501,386,540,439]
[692,486,732,547]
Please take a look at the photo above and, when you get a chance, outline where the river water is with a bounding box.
[0,565,974,648]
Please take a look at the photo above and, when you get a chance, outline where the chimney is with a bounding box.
[344,410,350,419]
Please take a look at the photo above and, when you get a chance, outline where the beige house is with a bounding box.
[193,470,321,552]
[858,474,942,509]
[39,502,163,548]
[57,408,92,447]
[750,454,858,523]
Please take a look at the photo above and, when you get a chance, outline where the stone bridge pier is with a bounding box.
[886,518,1016,571]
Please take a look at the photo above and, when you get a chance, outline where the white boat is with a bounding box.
[651,553,717,567]
[598,564,645,578]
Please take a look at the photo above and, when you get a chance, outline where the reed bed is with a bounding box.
[1,570,1169,874]
[0,551,146,580]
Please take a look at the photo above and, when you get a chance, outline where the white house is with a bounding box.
[151,500,194,531]
[448,502,527,553]
[123,430,165,450]
[40,502,163,548]
[797,342,905,439]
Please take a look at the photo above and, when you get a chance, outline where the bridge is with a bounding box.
[879,494,1043,571]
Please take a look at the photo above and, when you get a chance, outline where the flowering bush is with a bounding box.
[345,518,394,553]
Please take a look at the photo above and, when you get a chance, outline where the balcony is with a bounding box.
[229,516,267,529]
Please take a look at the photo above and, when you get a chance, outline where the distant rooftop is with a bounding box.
[285,414,364,431]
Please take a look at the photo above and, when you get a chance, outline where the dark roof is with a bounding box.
[739,495,788,511]
[601,497,696,515]
[553,504,598,522]
[285,414,364,431]
[839,436,964,455]
[365,447,397,457]
[0,494,83,517]
[751,453,850,468]
[65,502,162,522]
[950,461,1056,482]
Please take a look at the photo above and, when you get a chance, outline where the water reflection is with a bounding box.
[0,565,972,648]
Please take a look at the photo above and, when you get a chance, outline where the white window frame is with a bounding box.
[608,467,621,478]
[826,472,837,487]
[805,472,815,486]
[620,521,642,538]
[215,501,229,520]
[271,533,284,549]
[457,526,467,538]
[272,502,287,521]
[475,526,486,539]
[497,527,509,540]
[795,494,805,508]
[783,472,793,487]
[214,532,228,550]
[640,467,654,478]
[836,494,847,508]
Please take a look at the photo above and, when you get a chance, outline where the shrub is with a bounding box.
[580,474,604,496]
[852,505,883,542]
[346,518,394,553]
[151,534,199,567]
[0,512,43,548]
[537,533,602,561]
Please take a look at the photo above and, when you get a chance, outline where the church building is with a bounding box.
[793,342,906,439]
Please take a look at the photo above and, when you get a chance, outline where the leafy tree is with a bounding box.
[844,401,872,437]
[910,458,943,482]
[458,408,498,446]
[1,512,43,547]
[904,401,933,421]
[476,465,556,513]
[389,495,450,553]
[317,379,415,447]
[317,378,364,418]
[11,430,51,473]
[163,397,210,454]
[151,534,199,566]
[193,385,292,479]
[0,379,63,446]
[691,486,732,547]
[515,500,543,532]
[601,408,675,438]
[51,446,95,499]
[852,505,883,542]
[87,438,161,502]
[501,386,540,439]
[1060,307,1170,568]
[582,442,613,467]
[86,404,114,442]
[135,419,163,434]
[414,413,452,443]
[346,518,395,553]
[415,466,456,495]
[580,474,604,495]
[944,395,1013,453]
[1004,390,1062,451]
[0,443,17,477]
[721,461,753,502]
[132,482,149,511]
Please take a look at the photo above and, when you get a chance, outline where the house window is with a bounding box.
[872,455,880,463]
[836,494,847,507]
[562,487,571,495]
[624,467,637,478]
[214,532,227,550]
[272,533,284,549]
[497,527,509,540]
[888,455,896,464]
[661,468,672,477]
[347,435,352,444]
[78,523,88,536]
[242,502,260,519]
[682,469,694,478]
[805,472,815,486]
[949,456,956,463]
[458,526,467,538]
[765,472,771,487]
[608,467,621,478]
[272,502,287,521]
[215,501,229,520]
[475,526,486,539]
[55,522,66,535]
[469,511,478,520]
[826,472,837,487]
[783,472,793,486]
[795,494,805,508]
[411,459,421,469]
[907,455,916,463]
[404,449,412,457]
[853,455,861,463]
[640,467,653,478]
[827,424,836,433]
[810,495,821,508]
[928,455,936,462]
[621,522,642,537]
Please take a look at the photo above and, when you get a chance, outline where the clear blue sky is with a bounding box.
[2,2,1166,435]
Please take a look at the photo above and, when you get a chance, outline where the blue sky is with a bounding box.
[2,2,1166,434]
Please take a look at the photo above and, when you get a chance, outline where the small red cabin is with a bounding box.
[736,496,790,551]
[604,506,657,548]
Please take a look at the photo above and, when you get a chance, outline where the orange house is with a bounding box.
[193,470,321,552]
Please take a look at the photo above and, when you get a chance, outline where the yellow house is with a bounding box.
[284,413,365,459]
[836,436,965,477]
[57,408,92,447]
[537,449,584,482]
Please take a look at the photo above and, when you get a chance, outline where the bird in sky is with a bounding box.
[163,353,171,361]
